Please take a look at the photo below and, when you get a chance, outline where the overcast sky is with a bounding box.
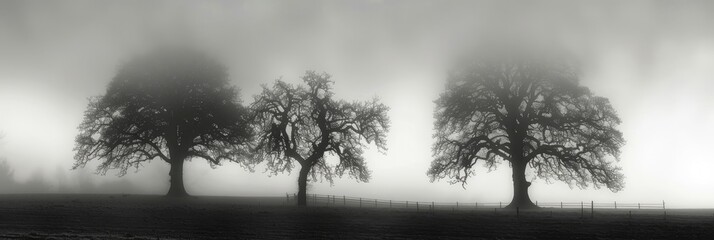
[2,0,714,208]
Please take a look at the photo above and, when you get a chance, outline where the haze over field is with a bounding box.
[2,0,714,208]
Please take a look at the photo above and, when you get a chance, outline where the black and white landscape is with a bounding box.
[1,0,714,239]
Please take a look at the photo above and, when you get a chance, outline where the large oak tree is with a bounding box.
[251,71,389,206]
[73,50,253,197]
[428,57,624,208]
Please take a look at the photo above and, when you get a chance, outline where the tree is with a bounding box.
[73,50,253,197]
[0,134,9,190]
[428,56,624,208]
[251,71,389,206]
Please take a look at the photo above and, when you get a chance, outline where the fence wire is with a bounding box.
[285,193,666,211]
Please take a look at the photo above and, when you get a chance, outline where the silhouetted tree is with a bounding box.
[0,134,7,188]
[73,50,253,197]
[428,57,624,208]
[251,71,389,206]
[0,159,11,190]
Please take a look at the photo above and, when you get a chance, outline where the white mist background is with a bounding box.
[1,0,714,208]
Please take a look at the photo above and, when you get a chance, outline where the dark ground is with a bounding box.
[0,195,713,239]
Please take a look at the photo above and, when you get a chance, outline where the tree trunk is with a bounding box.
[166,156,188,197]
[506,160,536,209]
[297,166,310,206]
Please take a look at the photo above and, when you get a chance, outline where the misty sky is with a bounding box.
[2,0,714,208]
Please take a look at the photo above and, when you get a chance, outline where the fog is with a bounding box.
[1,0,714,208]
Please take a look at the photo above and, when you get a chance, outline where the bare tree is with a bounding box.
[73,50,253,197]
[251,71,389,206]
[0,134,9,190]
[428,57,624,208]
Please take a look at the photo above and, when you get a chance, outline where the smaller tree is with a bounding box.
[251,71,389,206]
[0,133,8,187]
[0,134,9,189]
[73,50,253,197]
[0,159,15,191]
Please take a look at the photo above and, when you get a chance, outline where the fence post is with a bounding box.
[475,202,478,209]
[457,201,459,210]
[638,203,641,209]
[500,202,502,208]
[417,202,420,212]
[390,200,392,208]
[432,201,435,214]
[286,193,289,205]
[407,201,409,208]
[343,195,346,206]
[536,201,538,207]
[663,201,666,210]
[615,201,617,209]
[360,198,362,208]
[581,201,584,218]
[375,199,377,207]
[560,202,563,209]
[591,201,594,219]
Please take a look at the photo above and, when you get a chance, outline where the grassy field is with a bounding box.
[0,194,713,239]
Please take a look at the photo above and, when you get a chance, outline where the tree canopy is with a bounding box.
[251,71,389,205]
[73,49,253,196]
[428,56,624,208]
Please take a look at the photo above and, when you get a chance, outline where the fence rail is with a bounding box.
[285,193,666,211]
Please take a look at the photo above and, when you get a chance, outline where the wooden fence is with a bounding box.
[285,193,666,211]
